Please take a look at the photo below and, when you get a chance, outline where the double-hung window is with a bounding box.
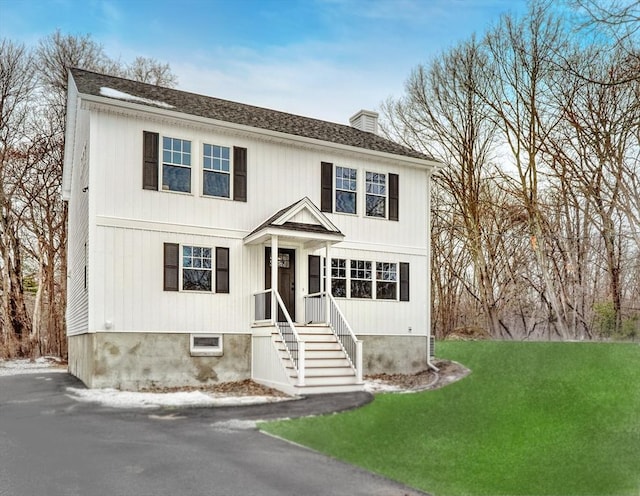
[163,243,229,293]
[335,166,357,214]
[376,262,397,300]
[366,172,386,218]
[162,137,191,193]
[331,259,347,297]
[350,260,372,298]
[203,144,231,198]
[182,246,212,291]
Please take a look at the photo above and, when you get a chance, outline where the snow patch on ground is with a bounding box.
[65,387,293,409]
[99,87,174,108]
[363,380,404,394]
[0,357,66,376]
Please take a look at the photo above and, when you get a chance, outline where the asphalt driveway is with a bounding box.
[0,372,428,496]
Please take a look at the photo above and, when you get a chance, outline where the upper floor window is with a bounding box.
[366,172,386,218]
[143,131,247,201]
[335,166,357,214]
[203,144,231,198]
[162,137,191,193]
[321,162,398,221]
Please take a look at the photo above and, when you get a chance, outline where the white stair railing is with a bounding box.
[304,292,362,383]
[253,289,305,386]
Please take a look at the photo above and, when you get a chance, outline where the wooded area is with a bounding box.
[0,31,177,358]
[0,1,638,358]
[383,0,640,340]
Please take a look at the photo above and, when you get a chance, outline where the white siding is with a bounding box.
[91,225,247,334]
[66,108,90,336]
[312,248,429,336]
[88,111,429,252]
[81,106,433,338]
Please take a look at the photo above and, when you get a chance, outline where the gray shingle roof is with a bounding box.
[70,68,434,161]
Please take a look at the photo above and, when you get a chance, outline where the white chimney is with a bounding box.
[349,109,379,135]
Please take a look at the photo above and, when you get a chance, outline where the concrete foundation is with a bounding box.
[68,332,428,390]
[360,334,428,375]
[68,332,251,390]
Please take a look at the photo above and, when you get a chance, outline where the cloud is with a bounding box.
[171,41,404,124]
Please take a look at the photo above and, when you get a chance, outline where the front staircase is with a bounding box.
[252,289,364,395]
[273,324,362,394]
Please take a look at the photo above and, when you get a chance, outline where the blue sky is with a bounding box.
[0,0,528,123]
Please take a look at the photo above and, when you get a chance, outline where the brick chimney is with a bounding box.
[349,109,379,135]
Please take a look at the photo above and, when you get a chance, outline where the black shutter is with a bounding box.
[308,255,321,294]
[164,243,179,291]
[233,147,247,202]
[143,131,159,190]
[321,161,333,212]
[400,262,409,301]
[215,247,230,293]
[389,173,399,221]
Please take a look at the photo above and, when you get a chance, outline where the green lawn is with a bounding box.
[261,342,640,496]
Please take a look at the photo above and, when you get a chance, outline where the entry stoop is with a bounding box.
[274,325,364,394]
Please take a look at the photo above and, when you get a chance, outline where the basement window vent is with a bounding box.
[190,334,223,357]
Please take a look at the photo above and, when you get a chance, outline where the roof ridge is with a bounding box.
[69,68,437,162]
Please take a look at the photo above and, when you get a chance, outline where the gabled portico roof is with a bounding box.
[244,197,344,247]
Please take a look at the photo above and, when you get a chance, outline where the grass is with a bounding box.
[261,342,640,496]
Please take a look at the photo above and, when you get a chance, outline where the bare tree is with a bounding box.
[0,32,179,358]
[0,40,36,352]
[125,56,178,87]
[382,39,518,337]
[546,45,640,334]
[480,1,576,339]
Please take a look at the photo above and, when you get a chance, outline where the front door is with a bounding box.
[265,247,296,322]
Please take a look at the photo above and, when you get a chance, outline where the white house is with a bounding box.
[62,68,441,394]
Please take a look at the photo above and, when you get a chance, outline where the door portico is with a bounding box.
[244,197,344,324]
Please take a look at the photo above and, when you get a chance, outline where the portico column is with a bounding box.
[325,241,331,323]
[271,235,278,321]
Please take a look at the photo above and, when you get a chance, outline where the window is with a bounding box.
[190,334,223,356]
[366,172,386,218]
[331,259,347,297]
[350,260,372,298]
[335,166,357,214]
[182,246,212,291]
[203,144,231,198]
[162,137,191,192]
[376,262,397,300]
[164,243,229,293]
[323,257,408,301]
